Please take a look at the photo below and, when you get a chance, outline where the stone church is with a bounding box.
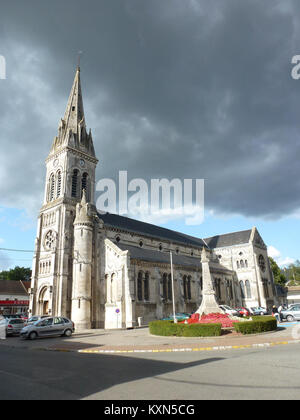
[29,68,276,329]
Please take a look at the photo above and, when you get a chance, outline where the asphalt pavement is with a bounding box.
[0,343,300,400]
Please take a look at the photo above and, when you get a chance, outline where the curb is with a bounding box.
[76,339,300,355]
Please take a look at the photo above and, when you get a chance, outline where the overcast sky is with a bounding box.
[0,0,299,268]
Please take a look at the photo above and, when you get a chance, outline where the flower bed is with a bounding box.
[182,313,239,328]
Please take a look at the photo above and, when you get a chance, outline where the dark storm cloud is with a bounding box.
[0,0,300,219]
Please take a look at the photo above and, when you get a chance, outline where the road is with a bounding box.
[0,343,300,400]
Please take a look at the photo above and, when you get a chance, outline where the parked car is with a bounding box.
[5,318,26,337]
[219,305,239,317]
[20,317,75,340]
[3,314,23,320]
[280,305,300,322]
[161,313,191,321]
[236,307,250,317]
[249,307,268,316]
[26,315,49,325]
[0,317,6,339]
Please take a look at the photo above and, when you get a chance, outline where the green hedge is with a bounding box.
[149,321,222,337]
[234,316,277,335]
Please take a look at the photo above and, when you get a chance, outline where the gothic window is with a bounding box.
[187,276,192,300]
[245,280,252,299]
[72,169,79,198]
[258,255,266,272]
[240,260,244,268]
[162,273,168,301]
[137,272,143,301]
[56,171,62,198]
[144,272,150,301]
[240,281,245,300]
[263,279,269,298]
[237,261,240,269]
[215,279,222,301]
[49,174,55,202]
[183,275,187,300]
[200,276,203,291]
[245,260,248,268]
[139,241,143,248]
[168,274,172,301]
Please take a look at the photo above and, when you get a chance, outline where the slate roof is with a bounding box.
[99,213,253,251]
[0,280,30,296]
[99,213,208,248]
[116,243,202,268]
[204,230,252,249]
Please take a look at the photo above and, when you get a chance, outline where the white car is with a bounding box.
[219,305,239,317]
[0,316,6,340]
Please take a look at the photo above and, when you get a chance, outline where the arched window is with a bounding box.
[56,171,62,198]
[168,274,172,301]
[240,281,245,300]
[237,261,240,269]
[144,273,150,301]
[137,272,143,301]
[215,279,221,301]
[245,280,251,299]
[183,275,187,300]
[162,273,168,300]
[240,260,244,268]
[245,260,248,268]
[187,276,192,300]
[72,169,79,198]
[49,174,55,202]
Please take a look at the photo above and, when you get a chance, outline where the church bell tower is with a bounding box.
[30,67,98,318]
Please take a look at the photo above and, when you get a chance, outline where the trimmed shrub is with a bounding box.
[234,316,277,335]
[149,320,222,337]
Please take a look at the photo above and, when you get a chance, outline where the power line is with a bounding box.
[0,248,34,253]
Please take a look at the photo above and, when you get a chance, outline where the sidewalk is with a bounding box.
[0,322,299,354]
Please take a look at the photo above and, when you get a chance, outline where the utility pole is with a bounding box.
[170,251,177,324]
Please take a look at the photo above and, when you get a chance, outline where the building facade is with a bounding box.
[29,68,276,329]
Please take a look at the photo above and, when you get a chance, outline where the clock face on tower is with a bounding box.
[79,159,85,167]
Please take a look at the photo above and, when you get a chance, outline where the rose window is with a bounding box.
[44,230,57,251]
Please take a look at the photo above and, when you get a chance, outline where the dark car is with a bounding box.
[20,317,75,340]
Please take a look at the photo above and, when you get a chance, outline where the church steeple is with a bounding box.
[49,66,96,158]
[63,66,85,133]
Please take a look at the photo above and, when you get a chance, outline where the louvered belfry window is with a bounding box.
[49,174,55,202]
[56,171,62,198]
[72,169,79,198]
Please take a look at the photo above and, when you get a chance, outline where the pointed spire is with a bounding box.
[63,66,85,133]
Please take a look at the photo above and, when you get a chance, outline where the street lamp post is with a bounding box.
[170,251,177,324]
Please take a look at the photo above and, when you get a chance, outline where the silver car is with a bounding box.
[26,315,49,325]
[280,305,300,322]
[20,316,75,340]
[5,318,26,337]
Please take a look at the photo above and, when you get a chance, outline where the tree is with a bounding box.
[286,260,300,285]
[0,266,32,282]
[269,257,287,286]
